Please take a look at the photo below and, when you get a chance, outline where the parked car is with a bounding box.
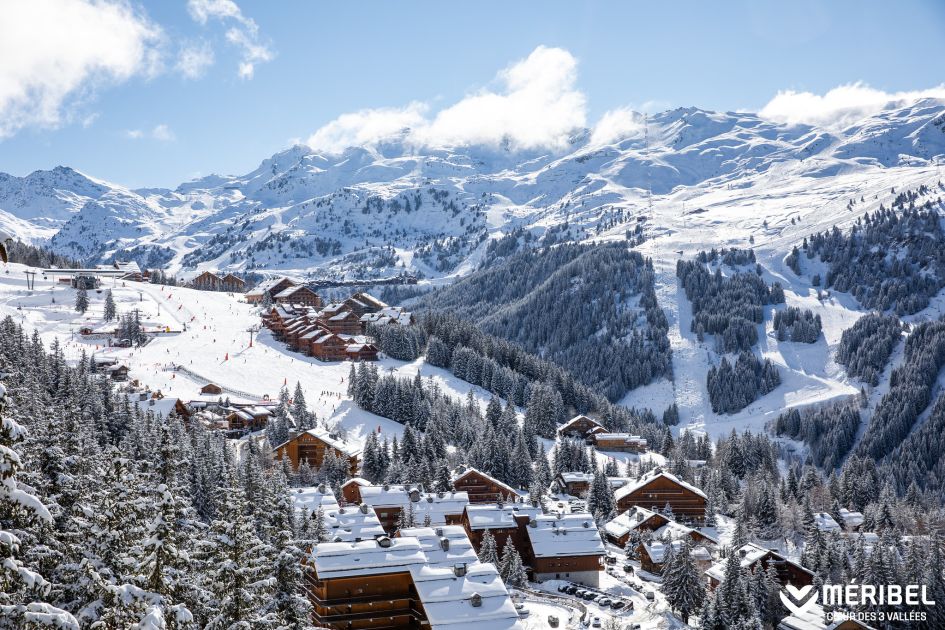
[565,585,578,595]
[598,597,612,606]
[623,563,634,573]
[558,585,568,593]
[575,589,587,598]
[610,600,626,610]
[591,617,602,628]
[605,555,617,565]
[645,591,655,601]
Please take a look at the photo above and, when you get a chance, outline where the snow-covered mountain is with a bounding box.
[2,99,944,280]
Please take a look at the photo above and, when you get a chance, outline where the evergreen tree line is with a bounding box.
[5,239,81,269]
[773,306,822,344]
[835,313,902,386]
[856,319,945,462]
[417,242,672,401]
[706,352,781,414]
[801,201,945,315]
[677,252,785,352]
[774,401,861,470]
[0,317,318,629]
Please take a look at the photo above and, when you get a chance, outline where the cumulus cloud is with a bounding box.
[0,0,163,139]
[760,82,945,128]
[176,40,215,79]
[126,124,175,141]
[590,107,646,145]
[187,0,272,79]
[306,46,586,153]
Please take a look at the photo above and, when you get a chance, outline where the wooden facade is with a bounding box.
[247,277,296,304]
[452,468,519,503]
[310,333,348,361]
[557,414,604,438]
[346,343,379,362]
[707,544,814,589]
[220,273,246,292]
[276,285,323,308]
[615,471,707,524]
[274,430,359,475]
[530,555,604,580]
[306,569,421,629]
[590,433,647,453]
[200,383,223,395]
[321,310,363,335]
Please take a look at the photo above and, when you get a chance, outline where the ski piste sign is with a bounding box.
[780,582,935,620]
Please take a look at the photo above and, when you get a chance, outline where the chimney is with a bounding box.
[454,563,467,578]
[359,503,369,514]
[469,593,481,607]
[440,537,450,551]
[426,495,434,503]
[377,536,392,548]
[739,548,748,558]
[409,489,421,503]
[435,527,443,536]
[317,483,327,493]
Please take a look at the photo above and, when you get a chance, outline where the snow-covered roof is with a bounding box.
[642,539,713,564]
[453,467,521,497]
[275,285,315,299]
[247,277,296,296]
[310,536,428,578]
[463,503,542,530]
[411,562,522,630]
[342,477,371,488]
[593,433,647,445]
[397,525,479,568]
[557,472,594,484]
[274,429,360,458]
[603,506,664,538]
[359,485,470,525]
[705,543,810,582]
[328,310,356,321]
[525,513,605,558]
[289,486,386,542]
[556,414,603,434]
[814,512,841,532]
[614,469,707,502]
[290,485,338,512]
[839,508,864,528]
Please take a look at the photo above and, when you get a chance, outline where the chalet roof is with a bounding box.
[310,536,428,578]
[274,429,360,458]
[275,285,317,299]
[526,513,605,558]
[397,525,478,568]
[346,343,377,352]
[839,508,865,528]
[814,512,841,532]
[614,469,707,502]
[342,477,371,488]
[557,472,594,484]
[360,306,413,326]
[221,273,244,283]
[593,433,647,444]
[452,467,520,497]
[359,485,470,525]
[247,277,296,297]
[411,562,522,630]
[351,292,388,309]
[603,506,666,539]
[557,414,604,435]
[705,543,811,582]
[328,310,358,321]
[463,503,542,530]
[288,485,386,542]
[643,540,711,564]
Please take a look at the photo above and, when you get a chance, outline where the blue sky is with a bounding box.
[1,0,943,188]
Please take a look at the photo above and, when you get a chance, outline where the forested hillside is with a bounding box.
[416,242,671,401]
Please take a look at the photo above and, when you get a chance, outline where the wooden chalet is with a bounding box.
[275,285,323,308]
[452,468,520,504]
[614,468,707,524]
[554,471,594,497]
[605,506,718,550]
[557,414,605,438]
[339,477,372,505]
[310,333,348,361]
[345,292,387,316]
[105,364,130,381]
[200,383,223,395]
[274,429,360,475]
[246,277,297,304]
[225,405,273,432]
[220,273,246,292]
[639,539,712,575]
[590,432,648,453]
[706,543,814,589]
[306,531,520,630]
[524,513,605,586]
[321,309,362,335]
[262,304,300,338]
[357,484,470,533]
[461,501,542,557]
[346,343,378,362]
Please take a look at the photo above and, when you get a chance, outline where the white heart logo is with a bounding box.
[779,584,817,615]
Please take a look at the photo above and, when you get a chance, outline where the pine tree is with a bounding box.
[75,286,89,314]
[663,539,705,623]
[478,530,499,567]
[103,289,117,322]
[0,382,79,629]
[498,542,527,587]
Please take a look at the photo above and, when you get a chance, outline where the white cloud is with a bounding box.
[306,46,586,153]
[126,124,174,141]
[176,41,215,79]
[187,0,272,79]
[760,82,945,128]
[590,107,645,145]
[0,0,163,138]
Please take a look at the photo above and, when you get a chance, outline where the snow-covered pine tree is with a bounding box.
[103,289,116,322]
[75,286,89,314]
[478,530,499,567]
